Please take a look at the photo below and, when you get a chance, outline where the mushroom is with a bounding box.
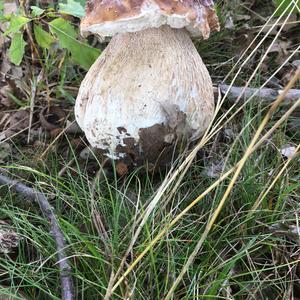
[75,0,220,169]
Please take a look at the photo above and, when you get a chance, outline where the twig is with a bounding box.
[0,169,74,300]
[219,84,300,105]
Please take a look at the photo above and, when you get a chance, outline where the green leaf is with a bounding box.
[49,18,100,70]
[33,23,56,49]
[4,15,30,35]
[8,32,27,65]
[49,17,77,41]
[69,42,100,70]
[59,0,85,18]
[30,6,45,17]
[274,0,300,16]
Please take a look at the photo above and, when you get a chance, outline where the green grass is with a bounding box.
[1,96,299,299]
[1,0,300,299]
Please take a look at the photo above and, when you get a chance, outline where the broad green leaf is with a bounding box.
[49,17,77,42]
[8,32,27,65]
[68,43,100,70]
[274,0,300,16]
[49,18,100,70]
[4,15,30,35]
[59,0,85,18]
[33,23,56,49]
[30,6,45,17]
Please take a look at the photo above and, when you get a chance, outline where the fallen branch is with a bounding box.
[0,169,74,300]
[219,84,300,105]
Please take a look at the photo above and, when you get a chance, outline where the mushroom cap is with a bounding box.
[81,0,219,39]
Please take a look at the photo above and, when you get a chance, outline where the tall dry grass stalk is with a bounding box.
[103,1,300,297]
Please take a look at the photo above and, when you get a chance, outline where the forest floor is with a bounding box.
[0,0,300,299]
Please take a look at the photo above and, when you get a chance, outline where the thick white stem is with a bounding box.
[75,26,214,163]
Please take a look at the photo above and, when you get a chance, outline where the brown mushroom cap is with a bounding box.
[81,0,219,39]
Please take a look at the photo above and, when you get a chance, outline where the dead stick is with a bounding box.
[218,84,300,105]
[0,169,74,300]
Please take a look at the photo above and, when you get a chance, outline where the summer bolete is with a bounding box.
[75,0,220,169]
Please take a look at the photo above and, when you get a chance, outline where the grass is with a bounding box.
[1,0,300,299]
[1,95,299,299]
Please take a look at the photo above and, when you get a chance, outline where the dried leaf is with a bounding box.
[0,221,21,254]
[281,145,297,159]
[6,109,30,137]
[0,50,23,78]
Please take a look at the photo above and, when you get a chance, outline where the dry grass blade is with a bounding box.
[110,68,300,295]
[106,5,300,293]
[164,68,300,299]
[1,120,40,144]
[27,79,37,144]
[249,143,300,215]
[39,120,76,159]
[138,0,295,248]
[151,44,300,221]
[104,117,215,298]
[116,2,298,256]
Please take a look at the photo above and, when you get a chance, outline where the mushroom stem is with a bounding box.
[75,25,214,164]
